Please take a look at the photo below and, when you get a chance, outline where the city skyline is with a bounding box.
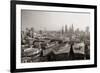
[21,10,90,31]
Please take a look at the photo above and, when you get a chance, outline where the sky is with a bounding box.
[21,10,90,31]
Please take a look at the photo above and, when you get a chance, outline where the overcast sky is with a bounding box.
[21,10,90,31]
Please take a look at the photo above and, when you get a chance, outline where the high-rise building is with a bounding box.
[71,24,74,33]
[65,24,68,33]
[85,26,90,40]
[69,24,74,34]
[62,26,64,35]
[75,28,80,35]
[67,24,75,39]
[85,26,89,33]
[30,27,34,38]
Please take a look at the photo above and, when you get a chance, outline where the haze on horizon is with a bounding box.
[21,10,90,31]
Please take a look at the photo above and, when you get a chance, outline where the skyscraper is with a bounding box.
[71,24,74,33]
[62,26,64,35]
[69,24,74,34]
[65,24,68,33]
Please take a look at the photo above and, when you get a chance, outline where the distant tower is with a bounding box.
[75,28,80,36]
[26,28,29,37]
[86,26,89,33]
[31,27,34,33]
[62,26,64,35]
[30,27,34,38]
[65,24,68,33]
[39,30,42,34]
[85,26,90,39]
[69,24,74,34]
[68,24,74,39]
[72,24,74,33]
